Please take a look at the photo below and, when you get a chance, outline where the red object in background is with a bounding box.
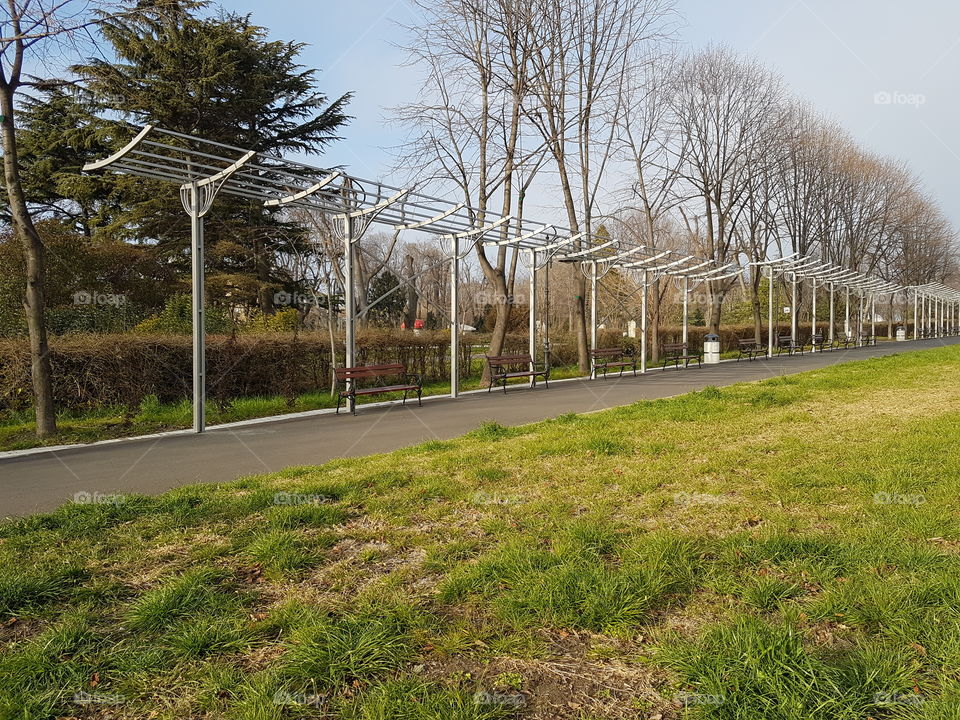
[413,319,425,330]
[400,321,407,330]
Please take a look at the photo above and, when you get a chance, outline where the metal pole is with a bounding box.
[590,261,598,359]
[640,270,648,374]
[450,237,459,399]
[768,272,775,357]
[829,282,835,344]
[811,282,817,350]
[544,259,551,370]
[870,294,876,342]
[682,275,690,347]
[343,215,356,413]
[528,250,537,388]
[914,289,919,339]
[189,183,205,433]
[844,287,850,340]
[857,294,864,346]
[791,273,798,345]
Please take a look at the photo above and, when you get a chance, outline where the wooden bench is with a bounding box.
[590,347,637,378]
[736,338,766,362]
[832,334,855,350]
[661,342,702,370]
[776,335,804,356]
[334,364,422,415]
[809,333,829,352]
[485,354,549,393]
[859,333,876,347]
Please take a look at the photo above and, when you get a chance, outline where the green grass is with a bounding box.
[2,345,960,718]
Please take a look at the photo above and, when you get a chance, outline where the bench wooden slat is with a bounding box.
[590,347,637,379]
[334,364,422,415]
[661,342,702,370]
[485,353,549,394]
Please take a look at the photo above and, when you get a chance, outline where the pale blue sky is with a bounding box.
[224,0,960,226]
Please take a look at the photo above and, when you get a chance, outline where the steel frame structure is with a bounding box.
[83,125,955,429]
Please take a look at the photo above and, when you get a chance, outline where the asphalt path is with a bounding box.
[2,337,956,518]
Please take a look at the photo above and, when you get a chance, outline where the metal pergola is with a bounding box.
[84,124,699,427]
[83,125,954,431]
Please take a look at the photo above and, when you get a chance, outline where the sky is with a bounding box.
[222,0,960,228]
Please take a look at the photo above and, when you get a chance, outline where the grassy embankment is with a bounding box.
[2,344,958,719]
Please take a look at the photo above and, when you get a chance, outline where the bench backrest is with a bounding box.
[486,354,533,366]
[777,335,793,344]
[662,342,687,353]
[738,338,759,348]
[590,347,625,358]
[335,364,405,382]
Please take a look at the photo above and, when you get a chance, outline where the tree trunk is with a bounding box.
[403,254,417,329]
[575,272,589,374]
[481,274,512,384]
[0,88,57,437]
[751,273,763,344]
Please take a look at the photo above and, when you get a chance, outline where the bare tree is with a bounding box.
[395,0,547,380]
[618,53,685,359]
[669,46,787,334]
[524,0,674,371]
[0,0,114,437]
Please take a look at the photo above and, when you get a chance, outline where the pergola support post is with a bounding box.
[811,283,817,350]
[528,250,537,387]
[790,273,798,345]
[914,289,919,339]
[844,287,851,340]
[640,270,648,374]
[450,237,460,399]
[829,282,835,344]
[343,215,357,413]
[187,183,205,433]
[768,272,775,357]
[682,275,690,347]
[590,261,598,376]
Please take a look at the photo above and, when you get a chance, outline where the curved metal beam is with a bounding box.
[82,125,154,172]
[264,171,342,207]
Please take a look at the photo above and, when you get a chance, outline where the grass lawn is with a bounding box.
[3,345,960,719]
[0,363,586,453]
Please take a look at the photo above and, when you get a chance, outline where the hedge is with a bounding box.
[0,322,900,413]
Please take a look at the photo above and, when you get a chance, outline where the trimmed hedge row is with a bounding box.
[0,322,898,413]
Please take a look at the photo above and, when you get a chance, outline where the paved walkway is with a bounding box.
[2,338,957,517]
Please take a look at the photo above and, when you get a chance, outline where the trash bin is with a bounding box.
[896,326,906,342]
[704,333,721,364]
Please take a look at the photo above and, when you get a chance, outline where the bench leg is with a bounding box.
[336,391,342,414]
[417,388,423,407]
